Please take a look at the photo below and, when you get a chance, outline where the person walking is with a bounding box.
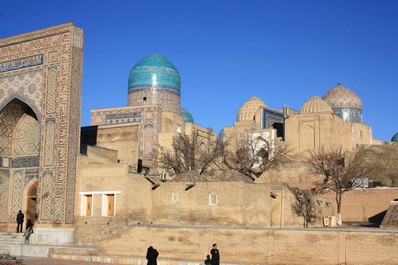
[16,210,24,233]
[146,246,159,265]
[210,243,220,265]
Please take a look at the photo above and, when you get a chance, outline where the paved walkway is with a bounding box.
[20,257,116,265]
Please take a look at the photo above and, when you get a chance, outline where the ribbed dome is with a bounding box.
[180,108,194,124]
[392,132,398,143]
[128,53,181,93]
[322,85,362,110]
[299,96,333,114]
[237,96,267,122]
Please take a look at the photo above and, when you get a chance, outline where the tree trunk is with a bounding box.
[336,192,342,226]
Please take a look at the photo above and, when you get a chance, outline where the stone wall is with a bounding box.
[324,188,398,223]
[95,225,398,265]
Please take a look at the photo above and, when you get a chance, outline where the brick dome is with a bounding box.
[237,96,267,122]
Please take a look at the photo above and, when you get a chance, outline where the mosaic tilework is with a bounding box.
[0,70,44,118]
[180,108,194,124]
[46,67,58,114]
[39,172,53,222]
[11,170,23,223]
[0,101,26,155]
[262,108,284,129]
[24,169,38,189]
[44,119,56,166]
[0,54,43,74]
[128,89,180,114]
[0,170,10,223]
[323,85,362,110]
[0,23,83,225]
[65,42,83,224]
[91,105,161,163]
[139,107,161,163]
[11,156,39,168]
[13,113,40,155]
[128,54,181,91]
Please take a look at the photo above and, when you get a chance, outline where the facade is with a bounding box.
[0,24,83,242]
[285,91,379,153]
[0,25,396,261]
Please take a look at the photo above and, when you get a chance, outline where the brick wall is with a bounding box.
[95,225,398,265]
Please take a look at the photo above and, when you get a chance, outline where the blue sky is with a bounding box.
[1,0,397,142]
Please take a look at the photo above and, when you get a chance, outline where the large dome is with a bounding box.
[237,96,267,122]
[128,53,181,92]
[392,132,398,143]
[127,54,181,113]
[322,84,362,110]
[299,96,333,114]
[322,84,362,123]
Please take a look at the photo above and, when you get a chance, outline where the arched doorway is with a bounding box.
[25,181,38,224]
[0,98,40,230]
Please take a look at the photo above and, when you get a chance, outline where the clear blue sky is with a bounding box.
[1,0,397,142]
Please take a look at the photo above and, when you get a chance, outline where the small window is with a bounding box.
[143,97,147,101]
[209,193,217,205]
[81,194,93,216]
[172,193,178,202]
[102,194,116,217]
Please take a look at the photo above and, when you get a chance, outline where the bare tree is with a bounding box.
[223,131,291,180]
[287,185,318,228]
[306,147,373,225]
[159,130,224,177]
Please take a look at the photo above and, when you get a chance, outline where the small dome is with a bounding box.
[128,53,181,92]
[299,96,333,114]
[237,96,267,122]
[181,108,194,124]
[392,132,398,143]
[323,84,362,110]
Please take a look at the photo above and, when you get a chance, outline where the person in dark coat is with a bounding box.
[24,219,34,244]
[146,246,159,265]
[16,210,24,233]
[210,243,220,265]
[204,254,212,265]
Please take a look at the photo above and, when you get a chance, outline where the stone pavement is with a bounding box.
[19,257,116,265]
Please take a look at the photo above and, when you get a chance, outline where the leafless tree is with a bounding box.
[222,131,291,180]
[306,147,373,225]
[287,185,318,228]
[159,130,224,177]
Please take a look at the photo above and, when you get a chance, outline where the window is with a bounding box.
[80,191,120,217]
[209,193,217,205]
[80,194,93,216]
[102,194,116,217]
[160,172,169,181]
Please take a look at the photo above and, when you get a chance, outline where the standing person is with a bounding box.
[16,210,24,233]
[146,246,159,265]
[210,243,220,265]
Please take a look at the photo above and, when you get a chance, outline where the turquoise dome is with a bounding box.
[128,54,181,94]
[392,132,398,142]
[180,108,194,124]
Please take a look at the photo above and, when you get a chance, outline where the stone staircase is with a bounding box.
[0,233,25,254]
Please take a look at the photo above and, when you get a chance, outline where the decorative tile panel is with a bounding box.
[0,170,10,223]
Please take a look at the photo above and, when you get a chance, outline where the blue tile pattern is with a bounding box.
[391,132,398,142]
[128,54,180,94]
[180,108,194,124]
